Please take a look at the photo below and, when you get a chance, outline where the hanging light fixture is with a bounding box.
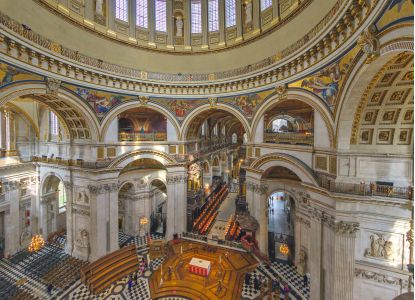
[28,235,45,252]
[279,244,289,255]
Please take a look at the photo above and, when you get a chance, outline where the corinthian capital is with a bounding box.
[335,221,359,235]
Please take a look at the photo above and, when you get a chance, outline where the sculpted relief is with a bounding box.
[364,233,394,260]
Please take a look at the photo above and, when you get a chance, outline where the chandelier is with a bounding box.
[28,235,45,252]
[279,244,289,255]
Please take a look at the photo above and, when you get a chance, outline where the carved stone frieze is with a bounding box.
[46,77,61,95]
[138,95,149,105]
[364,233,394,260]
[166,175,187,184]
[87,183,118,195]
[246,181,268,194]
[208,97,218,108]
[355,268,408,287]
[357,25,379,64]
[3,180,20,192]
[295,215,311,227]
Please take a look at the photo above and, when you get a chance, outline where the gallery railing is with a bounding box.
[318,177,413,200]
[264,132,313,146]
[118,132,167,142]
[182,232,245,251]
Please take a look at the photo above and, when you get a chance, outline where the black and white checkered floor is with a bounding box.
[58,233,167,300]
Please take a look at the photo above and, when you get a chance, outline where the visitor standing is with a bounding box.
[128,277,133,291]
[46,283,53,296]
[254,277,260,291]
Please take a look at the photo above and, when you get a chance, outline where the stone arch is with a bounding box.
[336,36,414,150]
[100,101,181,142]
[0,82,100,141]
[41,172,66,194]
[108,149,177,169]
[249,153,319,186]
[251,89,335,148]
[118,181,136,192]
[180,103,251,141]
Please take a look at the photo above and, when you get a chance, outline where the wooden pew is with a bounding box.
[80,244,139,294]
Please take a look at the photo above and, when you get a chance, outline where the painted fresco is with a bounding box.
[376,0,413,30]
[289,46,359,109]
[0,63,43,86]
[221,89,274,118]
[63,84,136,118]
[156,98,205,120]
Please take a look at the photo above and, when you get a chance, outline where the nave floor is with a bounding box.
[0,232,310,300]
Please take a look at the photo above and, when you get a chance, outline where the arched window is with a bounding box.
[115,0,128,22]
[208,0,219,32]
[155,0,167,32]
[231,133,237,144]
[50,111,59,136]
[225,0,236,27]
[261,0,273,10]
[136,0,148,28]
[191,0,202,34]
[58,181,66,213]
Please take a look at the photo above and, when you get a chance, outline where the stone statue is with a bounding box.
[244,1,253,24]
[95,0,104,15]
[76,229,89,248]
[176,17,183,37]
[357,26,379,64]
[296,248,307,276]
[78,190,89,204]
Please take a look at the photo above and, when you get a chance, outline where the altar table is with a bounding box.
[188,258,211,277]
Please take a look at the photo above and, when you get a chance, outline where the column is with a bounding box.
[332,221,359,300]
[166,166,187,240]
[272,0,279,22]
[4,109,16,156]
[309,208,323,300]
[235,0,243,41]
[184,0,191,48]
[201,0,208,46]
[166,0,174,47]
[64,180,74,255]
[108,0,115,30]
[0,109,5,155]
[88,182,119,261]
[252,0,261,34]
[84,0,94,20]
[246,179,268,255]
[4,181,19,255]
[148,0,155,44]
[129,0,137,36]
[218,0,225,45]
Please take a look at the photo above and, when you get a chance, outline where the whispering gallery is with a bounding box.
[0,0,413,299]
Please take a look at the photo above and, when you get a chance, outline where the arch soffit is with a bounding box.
[6,102,40,138]
[265,186,301,206]
[251,89,335,147]
[100,101,181,142]
[0,82,100,141]
[249,153,318,187]
[180,103,251,141]
[109,149,177,169]
[334,37,414,148]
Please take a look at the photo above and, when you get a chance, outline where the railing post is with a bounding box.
[370,182,376,195]
[408,186,413,200]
